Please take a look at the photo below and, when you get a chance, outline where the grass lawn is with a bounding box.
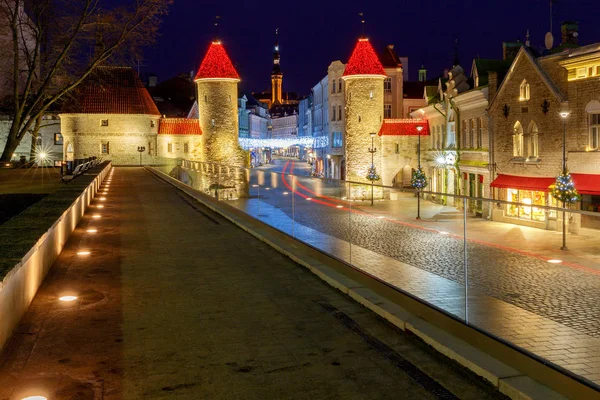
[0,167,63,194]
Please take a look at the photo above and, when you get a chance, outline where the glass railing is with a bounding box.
[151,156,600,391]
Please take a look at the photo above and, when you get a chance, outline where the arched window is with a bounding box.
[332,79,336,93]
[586,100,600,150]
[469,119,475,148]
[461,120,467,148]
[520,80,530,101]
[476,118,483,148]
[513,121,524,157]
[527,121,539,158]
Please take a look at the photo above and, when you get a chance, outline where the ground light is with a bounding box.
[97,205,104,208]
[99,197,106,201]
[92,214,101,219]
[282,191,289,195]
[59,296,78,302]
[377,215,385,219]
[21,396,47,400]
[86,229,97,233]
[547,259,563,264]
[306,198,312,201]
[336,205,343,208]
[439,231,450,235]
[77,251,91,256]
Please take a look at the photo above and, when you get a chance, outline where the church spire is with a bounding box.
[271,28,283,105]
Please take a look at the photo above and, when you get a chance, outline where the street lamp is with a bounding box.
[559,111,570,250]
[368,132,377,206]
[416,124,424,219]
[137,146,146,166]
[326,154,331,179]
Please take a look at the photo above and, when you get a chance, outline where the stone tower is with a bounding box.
[195,40,248,196]
[342,38,386,200]
[271,29,283,105]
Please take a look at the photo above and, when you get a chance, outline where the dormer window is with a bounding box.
[519,80,530,101]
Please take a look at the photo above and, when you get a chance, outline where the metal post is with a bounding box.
[416,125,423,220]
[349,181,352,266]
[561,117,568,250]
[292,176,295,237]
[463,197,468,324]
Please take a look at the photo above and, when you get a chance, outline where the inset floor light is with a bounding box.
[21,396,48,400]
[282,192,289,195]
[59,295,78,302]
[377,215,385,219]
[306,198,312,201]
[336,205,343,208]
[86,229,97,233]
[547,259,563,264]
[99,197,106,201]
[92,214,101,219]
[439,231,450,235]
[77,251,91,256]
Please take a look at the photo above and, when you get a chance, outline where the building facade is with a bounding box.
[327,61,346,179]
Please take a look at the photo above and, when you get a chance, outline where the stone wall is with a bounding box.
[196,80,248,196]
[343,76,384,199]
[157,134,203,160]
[0,116,63,163]
[381,135,418,187]
[60,114,160,165]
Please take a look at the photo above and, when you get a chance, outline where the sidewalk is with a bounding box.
[0,168,503,399]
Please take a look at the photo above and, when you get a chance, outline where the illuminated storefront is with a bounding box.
[505,188,557,221]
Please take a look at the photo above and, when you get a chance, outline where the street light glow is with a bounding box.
[559,111,570,118]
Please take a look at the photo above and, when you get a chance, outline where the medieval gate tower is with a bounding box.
[195,40,248,196]
[342,38,386,199]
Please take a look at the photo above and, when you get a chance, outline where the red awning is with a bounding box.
[572,174,600,196]
[490,174,555,192]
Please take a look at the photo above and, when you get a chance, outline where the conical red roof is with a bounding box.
[343,38,386,77]
[195,41,240,81]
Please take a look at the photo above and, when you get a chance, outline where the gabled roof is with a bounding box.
[343,38,386,77]
[489,46,566,110]
[378,119,430,136]
[380,45,402,68]
[158,118,202,135]
[62,67,160,115]
[195,41,240,81]
[471,59,512,86]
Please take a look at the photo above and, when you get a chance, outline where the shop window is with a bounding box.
[384,78,392,92]
[513,121,524,157]
[506,189,547,222]
[54,133,63,145]
[519,80,530,101]
[384,104,392,119]
[577,68,587,79]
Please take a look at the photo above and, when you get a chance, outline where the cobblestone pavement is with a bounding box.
[0,168,507,400]
[163,158,600,385]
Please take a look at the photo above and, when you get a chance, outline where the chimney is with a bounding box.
[488,71,498,101]
[502,41,522,61]
[561,21,579,46]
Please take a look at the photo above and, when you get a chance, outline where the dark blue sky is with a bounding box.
[144,0,600,95]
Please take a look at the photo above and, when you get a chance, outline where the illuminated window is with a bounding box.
[332,132,343,148]
[338,105,342,121]
[384,104,392,119]
[519,80,530,101]
[590,113,600,150]
[513,121,523,157]
[54,133,63,145]
[577,68,587,79]
[338,80,342,92]
[331,79,336,93]
[527,121,539,158]
[384,78,392,92]
[167,143,173,153]
[101,142,109,154]
[101,119,109,126]
[476,118,483,148]
[184,143,189,153]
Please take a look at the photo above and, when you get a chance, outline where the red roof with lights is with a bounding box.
[62,67,160,115]
[159,118,202,135]
[343,38,386,77]
[195,41,240,81]
[378,119,429,136]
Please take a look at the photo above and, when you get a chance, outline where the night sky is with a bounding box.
[144,0,600,95]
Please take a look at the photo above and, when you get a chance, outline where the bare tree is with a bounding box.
[0,0,172,162]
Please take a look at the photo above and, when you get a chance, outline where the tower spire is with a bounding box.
[214,15,221,42]
[359,12,365,38]
[271,28,283,105]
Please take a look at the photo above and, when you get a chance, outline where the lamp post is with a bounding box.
[416,125,424,219]
[368,132,377,206]
[326,154,331,179]
[137,146,146,166]
[559,111,570,250]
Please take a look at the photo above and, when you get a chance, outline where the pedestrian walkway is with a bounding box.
[0,168,504,399]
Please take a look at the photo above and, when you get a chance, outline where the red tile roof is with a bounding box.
[62,67,160,115]
[158,118,202,135]
[378,119,430,136]
[195,41,240,81]
[343,38,386,77]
